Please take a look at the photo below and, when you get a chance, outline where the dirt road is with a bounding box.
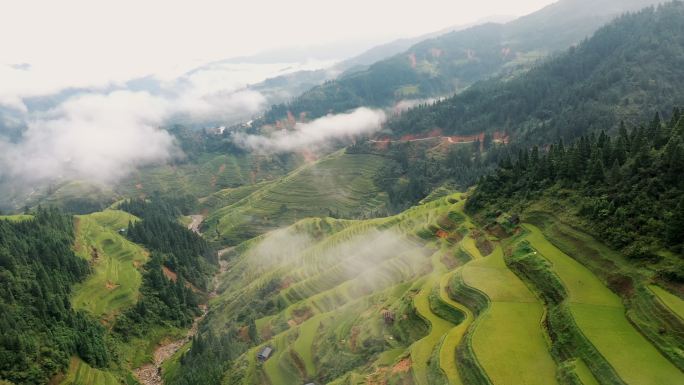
[133,307,206,385]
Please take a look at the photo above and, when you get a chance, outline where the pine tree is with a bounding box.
[608,160,622,185]
[666,198,684,246]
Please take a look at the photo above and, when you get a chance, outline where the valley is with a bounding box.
[1,1,684,385]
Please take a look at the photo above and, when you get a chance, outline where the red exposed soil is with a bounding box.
[162,266,178,282]
[392,358,412,374]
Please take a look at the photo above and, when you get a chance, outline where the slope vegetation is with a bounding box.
[260,0,658,124]
[203,151,390,245]
[390,2,684,141]
[71,210,148,319]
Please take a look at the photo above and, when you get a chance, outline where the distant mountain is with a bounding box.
[247,15,516,106]
[258,0,661,124]
[389,1,684,142]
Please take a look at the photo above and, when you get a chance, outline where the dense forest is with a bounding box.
[0,209,109,384]
[467,109,684,282]
[114,196,217,338]
[389,2,684,142]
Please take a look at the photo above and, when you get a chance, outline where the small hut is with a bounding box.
[257,346,273,362]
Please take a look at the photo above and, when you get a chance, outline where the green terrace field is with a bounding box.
[202,195,467,384]
[187,194,550,384]
[116,152,297,200]
[522,224,684,385]
[71,209,148,320]
[461,245,558,385]
[58,358,120,385]
[649,285,684,319]
[171,190,684,385]
[203,151,391,245]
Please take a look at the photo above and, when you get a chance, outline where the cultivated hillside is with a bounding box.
[167,192,684,385]
[202,150,391,245]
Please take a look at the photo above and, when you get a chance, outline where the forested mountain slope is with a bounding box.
[390,2,684,142]
[260,0,659,125]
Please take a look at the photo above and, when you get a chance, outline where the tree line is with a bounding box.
[0,208,109,384]
[115,196,217,338]
[467,109,684,283]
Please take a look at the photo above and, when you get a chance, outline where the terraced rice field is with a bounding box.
[292,315,324,377]
[206,194,683,385]
[72,210,148,318]
[117,152,286,199]
[59,357,120,385]
[263,332,301,385]
[410,245,472,385]
[411,276,456,385]
[524,224,684,385]
[205,151,390,244]
[649,285,684,319]
[461,246,558,385]
[438,271,472,385]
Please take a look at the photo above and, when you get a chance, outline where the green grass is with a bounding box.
[524,224,684,385]
[462,246,558,385]
[59,357,120,385]
[72,210,148,319]
[649,285,684,319]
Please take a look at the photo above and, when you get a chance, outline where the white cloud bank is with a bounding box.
[232,107,387,153]
[0,91,177,183]
[0,58,341,186]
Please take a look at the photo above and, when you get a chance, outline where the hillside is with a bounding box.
[4,2,684,385]
[0,128,303,214]
[202,150,391,245]
[389,2,684,142]
[167,192,684,385]
[259,0,659,125]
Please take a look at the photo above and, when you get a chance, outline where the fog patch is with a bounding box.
[0,91,178,184]
[232,107,386,153]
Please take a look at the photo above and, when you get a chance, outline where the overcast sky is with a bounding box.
[1,0,555,83]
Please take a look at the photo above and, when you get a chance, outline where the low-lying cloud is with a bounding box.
[0,59,334,188]
[232,107,386,153]
[0,66,276,186]
[0,91,177,183]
